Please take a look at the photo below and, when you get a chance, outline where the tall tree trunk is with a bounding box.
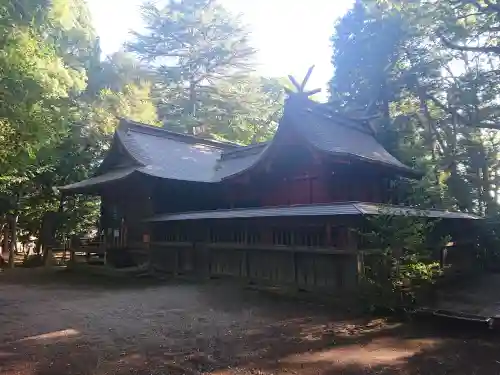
[380,79,391,124]
[188,80,197,134]
[34,236,42,255]
[7,215,15,268]
[2,222,9,264]
[0,222,4,259]
[480,148,494,215]
[41,214,51,266]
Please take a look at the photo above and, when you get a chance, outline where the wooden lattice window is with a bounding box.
[272,229,293,246]
[295,226,326,247]
[165,225,189,242]
[210,226,246,244]
[330,226,346,248]
[247,229,261,244]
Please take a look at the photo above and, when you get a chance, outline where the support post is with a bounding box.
[293,251,298,285]
[357,251,365,284]
[2,223,8,263]
[326,223,332,247]
[7,216,14,268]
[346,228,358,251]
[243,225,250,278]
[173,247,179,276]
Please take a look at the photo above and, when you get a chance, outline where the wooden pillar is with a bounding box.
[244,225,251,279]
[8,214,18,268]
[69,235,77,267]
[326,223,332,247]
[345,227,359,288]
[357,251,365,283]
[2,222,9,265]
[346,228,358,251]
[173,248,179,276]
[262,224,272,244]
[293,251,298,285]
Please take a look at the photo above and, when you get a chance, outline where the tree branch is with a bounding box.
[439,33,500,54]
[427,93,500,130]
[484,0,500,13]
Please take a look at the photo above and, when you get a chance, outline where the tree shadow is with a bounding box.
[1,277,499,375]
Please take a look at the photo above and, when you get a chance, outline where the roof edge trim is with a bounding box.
[119,118,241,150]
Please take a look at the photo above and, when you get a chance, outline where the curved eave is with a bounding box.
[321,150,424,179]
[58,167,139,195]
[217,144,273,181]
[216,122,295,182]
[285,102,422,179]
[114,123,149,167]
[218,114,422,182]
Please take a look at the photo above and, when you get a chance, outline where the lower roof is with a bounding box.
[146,202,481,222]
[58,167,138,194]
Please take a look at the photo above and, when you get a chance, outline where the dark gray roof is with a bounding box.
[115,121,276,183]
[116,121,234,182]
[284,96,419,176]
[60,94,421,192]
[147,202,481,222]
[59,167,137,193]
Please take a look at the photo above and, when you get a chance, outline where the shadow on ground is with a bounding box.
[1,268,498,375]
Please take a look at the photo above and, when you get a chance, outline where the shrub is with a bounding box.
[358,208,447,310]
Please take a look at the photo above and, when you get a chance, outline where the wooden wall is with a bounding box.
[225,156,399,209]
[146,216,363,290]
[149,242,360,291]
[100,174,154,248]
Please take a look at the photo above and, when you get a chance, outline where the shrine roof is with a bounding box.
[146,202,482,222]
[59,94,421,193]
[285,96,416,176]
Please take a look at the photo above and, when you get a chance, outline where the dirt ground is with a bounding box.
[1,269,500,375]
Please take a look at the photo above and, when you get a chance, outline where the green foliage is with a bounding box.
[0,0,159,245]
[127,0,283,142]
[0,0,283,250]
[330,0,500,216]
[360,209,446,308]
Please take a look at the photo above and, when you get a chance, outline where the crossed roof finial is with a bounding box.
[285,65,322,98]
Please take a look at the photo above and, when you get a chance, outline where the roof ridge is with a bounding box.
[224,141,269,153]
[306,108,374,136]
[119,118,241,150]
[221,142,269,160]
[286,96,375,136]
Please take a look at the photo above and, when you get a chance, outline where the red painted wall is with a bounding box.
[228,165,388,208]
[248,163,332,207]
[225,128,388,208]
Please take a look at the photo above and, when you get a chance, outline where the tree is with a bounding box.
[127,0,264,137]
[330,0,500,215]
[0,0,160,263]
[195,76,286,143]
[360,209,445,308]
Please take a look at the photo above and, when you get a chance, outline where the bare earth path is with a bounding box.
[1,269,499,375]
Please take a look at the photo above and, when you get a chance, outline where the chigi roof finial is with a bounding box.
[285,65,322,98]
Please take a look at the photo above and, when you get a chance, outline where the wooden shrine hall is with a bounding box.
[59,72,481,290]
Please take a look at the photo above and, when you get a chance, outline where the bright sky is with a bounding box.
[86,0,354,99]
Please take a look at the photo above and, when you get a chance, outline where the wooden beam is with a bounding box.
[357,252,365,284]
[288,75,301,92]
[303,88,322,97]
[326,223,332,246]
[300,65,315,91]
